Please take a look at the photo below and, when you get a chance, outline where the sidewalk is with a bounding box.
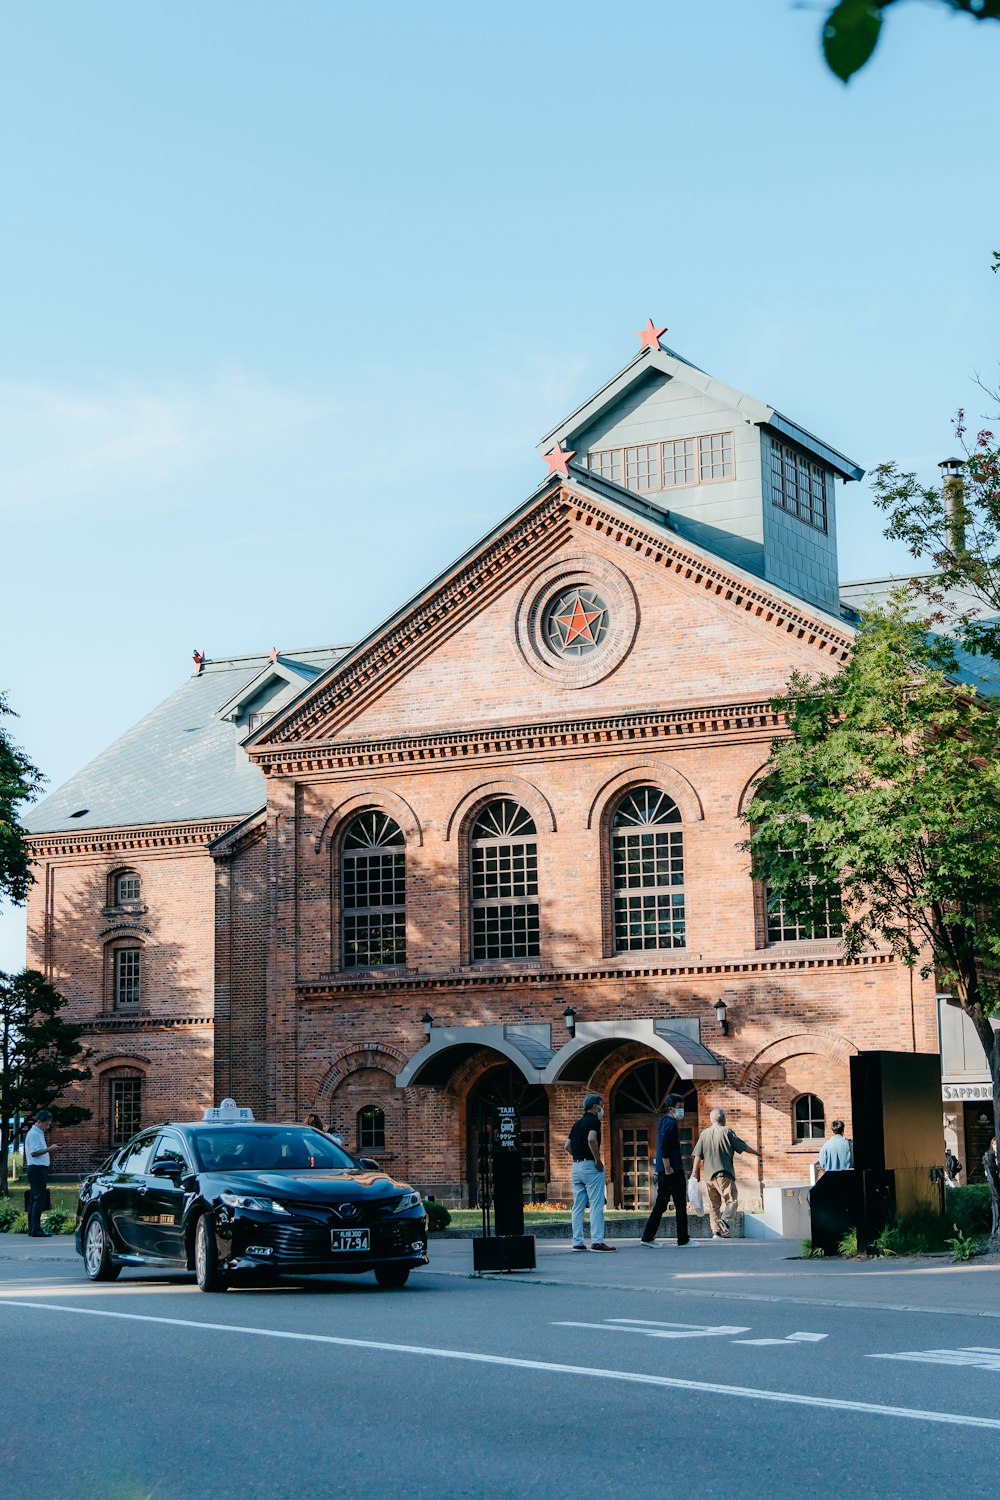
[3,1230,1000,1321]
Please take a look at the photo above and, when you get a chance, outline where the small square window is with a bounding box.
[115,873,140,904]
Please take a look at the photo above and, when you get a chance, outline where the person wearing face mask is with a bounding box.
[640,1093,691,1248]
[566,1093,616,1252]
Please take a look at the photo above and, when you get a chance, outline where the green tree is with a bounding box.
[871,416,1000,663]
[0,691,44,907]
[0,969,91,1195]
[742,601,1000,1226]
[822,1,1000,82]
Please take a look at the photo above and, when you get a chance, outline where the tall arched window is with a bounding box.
[794,1093,825,1141]
[470,800,539,961]
[341,811,406,969]
[611,786,685,951]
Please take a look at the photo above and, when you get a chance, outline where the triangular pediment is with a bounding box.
[246,473,854,762]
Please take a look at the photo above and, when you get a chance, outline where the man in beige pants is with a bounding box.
[691,1108,758,1239]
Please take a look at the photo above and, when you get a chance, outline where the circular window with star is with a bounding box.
[515,556,639,688]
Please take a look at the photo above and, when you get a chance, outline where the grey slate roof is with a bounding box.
[839,574,1000,696]
[24,647,348,835]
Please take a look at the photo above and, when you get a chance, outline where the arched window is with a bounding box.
[794,1093,825,1141]
[611,786,685,951]
[470,800,539,961]
[357,1106,386,1153]
[341,811,406,969]
[112,870,141,905]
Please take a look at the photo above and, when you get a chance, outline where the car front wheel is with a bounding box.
[194,1213,227,1293]
[374,1264,411,1289]
[83,1212,121,1282]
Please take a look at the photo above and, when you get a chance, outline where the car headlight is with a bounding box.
[392,1191,423,1213]
[219,1191,288,1214]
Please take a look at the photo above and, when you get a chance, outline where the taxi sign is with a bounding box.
[202,1098,255,1123]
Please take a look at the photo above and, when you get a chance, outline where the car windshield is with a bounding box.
[191,1127,357,1173]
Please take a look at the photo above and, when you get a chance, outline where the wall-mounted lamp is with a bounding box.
[562,1004,577,1038]
[714,998,730,1036]
[421,1011,434,1037]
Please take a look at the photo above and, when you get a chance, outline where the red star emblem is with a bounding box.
[555,593,601,646]
[634,318,667,352]
[542,441,575,477]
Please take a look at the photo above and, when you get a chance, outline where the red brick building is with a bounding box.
[23,338,940,1208]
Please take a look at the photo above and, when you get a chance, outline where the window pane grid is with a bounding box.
[341,812,406,969]
[110,1078,141,1146]
[343,912,407,968]
[357,1106,386,1151]
[698,431,733,481]
[114,948,141,1008]
[115,874,140,903]
[764,847,843,943]
[625,444,659,491]
[613,829,684,888]
[471,903,540,960]
[770,439,828,533]
[613,892,686,949]
[794,1094,825,1141]
[661,437,696,487]
[585,431,734,493]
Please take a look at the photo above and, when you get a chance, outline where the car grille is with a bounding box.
[298,1197,404,1226]
[252,1220,422,1261]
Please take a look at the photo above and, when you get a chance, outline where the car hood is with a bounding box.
[201,1170,413,1204]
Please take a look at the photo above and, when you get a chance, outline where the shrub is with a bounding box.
[838,1228,858,1257]
[946,1184,992,1239]
[11,1212,28,1234]
[0,1198,18,1232]
[800,1239,825,1258]
[871,1223,900,1258]
[423,1199,451,1231]
[42,1207,73,1235]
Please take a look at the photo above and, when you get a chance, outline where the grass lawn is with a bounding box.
[445,1207,651,1228]
[2,1180,81,1221]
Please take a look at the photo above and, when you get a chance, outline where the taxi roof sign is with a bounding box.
[202,1099,255,1123]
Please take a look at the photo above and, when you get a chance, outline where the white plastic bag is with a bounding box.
[687,1176,705,1216]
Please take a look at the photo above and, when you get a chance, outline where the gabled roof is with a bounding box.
[251,465,855,752]
[537,346,864,482]
[23,646,349,835]
[215,653,326,723]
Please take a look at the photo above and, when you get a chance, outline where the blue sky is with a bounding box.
[1,0,998,968]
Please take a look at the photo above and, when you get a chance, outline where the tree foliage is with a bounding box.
[742,600,1000,1078]
[871,415,1000,662]
[0,692,44,907]
[0,969,91,1195]
[822,1,1000,82]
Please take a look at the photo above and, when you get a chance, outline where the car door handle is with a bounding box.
[136,1184,147,1195]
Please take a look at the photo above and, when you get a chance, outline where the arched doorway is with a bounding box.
[610,1061,699,1210]
[466,1065,549,1207]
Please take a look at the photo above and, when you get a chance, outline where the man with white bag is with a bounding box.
[691,1107,758,1239]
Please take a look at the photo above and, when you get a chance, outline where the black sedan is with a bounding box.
[74,1119,429,1291]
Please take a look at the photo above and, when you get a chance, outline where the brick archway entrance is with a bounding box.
[466,1064,549,1208]
[609,1060,699,1210]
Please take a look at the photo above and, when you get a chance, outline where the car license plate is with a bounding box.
[330,1228,369,1252]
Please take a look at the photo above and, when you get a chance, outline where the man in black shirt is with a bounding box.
[640,1093,691,1248]
[567,1093,616,1251]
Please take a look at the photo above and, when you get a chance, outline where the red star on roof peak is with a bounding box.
[542,441,575,478]
[635,318,667,352]
[269,646,279,663]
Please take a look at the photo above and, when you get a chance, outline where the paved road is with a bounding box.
[3,1237,1000,1499]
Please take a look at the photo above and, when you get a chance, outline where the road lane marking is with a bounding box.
[733,1332,829,1346]
[2,1298,1000,1430]
[554,1318,751,1339]
[872,1347,1000,1371]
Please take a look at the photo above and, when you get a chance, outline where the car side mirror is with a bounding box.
[150,1160,184,1180]
[358,1158,381,1171]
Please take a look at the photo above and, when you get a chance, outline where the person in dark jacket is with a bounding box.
[640,1093,692,1248]
[983,1138,1000,1237]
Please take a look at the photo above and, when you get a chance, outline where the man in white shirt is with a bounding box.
[23,1110,55,1238]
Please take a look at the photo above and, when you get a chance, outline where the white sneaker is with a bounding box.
[640,1238,662,1248]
